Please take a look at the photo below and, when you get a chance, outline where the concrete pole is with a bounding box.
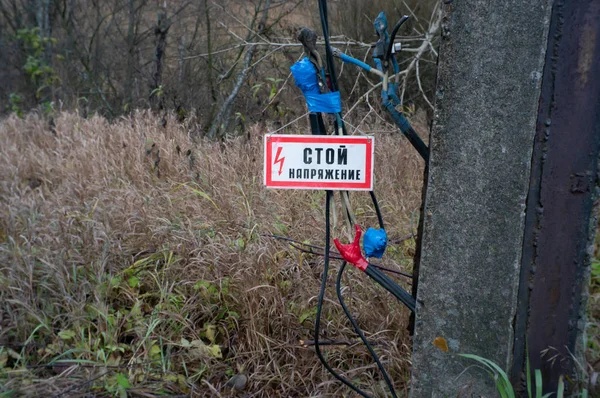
[410,0,554,395]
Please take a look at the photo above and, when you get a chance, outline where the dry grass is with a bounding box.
[0,111,425,397]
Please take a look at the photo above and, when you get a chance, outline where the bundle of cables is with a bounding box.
[301,1,419,397]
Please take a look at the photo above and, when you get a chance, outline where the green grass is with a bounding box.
[459,353,587,398]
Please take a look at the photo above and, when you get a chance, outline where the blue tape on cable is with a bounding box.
[387,82,401,104]
[304,91,342,113]
[290,57,342,113]
[363,228,388,258]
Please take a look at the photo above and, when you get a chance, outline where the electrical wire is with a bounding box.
[318,0,339,92]
[386,16,409,62]
[336,187,400,397]
[293,6,421,398]
[336,261,398,398]
[331,188,400,397]
[314,191,372,398]
[314,2,403,397]
[370,190,385,230]
[366,266,416,313]
[366,189,415,313]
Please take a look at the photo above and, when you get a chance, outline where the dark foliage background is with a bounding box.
[0,0,440,136]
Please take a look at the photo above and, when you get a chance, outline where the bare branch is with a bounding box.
[415,58,434,110]
[207,0,273,139]
[399,3,442,105]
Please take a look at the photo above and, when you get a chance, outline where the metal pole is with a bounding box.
[511,0,600,393]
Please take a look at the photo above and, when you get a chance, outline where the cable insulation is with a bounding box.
[336,262,398,398]
[314,191,372,398]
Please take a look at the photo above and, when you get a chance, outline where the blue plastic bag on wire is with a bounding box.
[363,228,388,258]
[290,57,342,114]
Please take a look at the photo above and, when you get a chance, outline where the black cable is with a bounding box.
[385,16,409,62]
[336,261,398,398]
[369,190,385,230]
[314,5,354,229]
[315,3,403,397]
[262,234,414,278]
[318,0,339,92]
[366,266,416,312]
[314,191,372,398]
[382,100,430,162]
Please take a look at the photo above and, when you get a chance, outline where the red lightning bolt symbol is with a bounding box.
[274,147,285,176]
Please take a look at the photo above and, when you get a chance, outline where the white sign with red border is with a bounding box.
[264,134,374,191]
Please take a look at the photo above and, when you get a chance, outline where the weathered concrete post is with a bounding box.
[410,0,554,395]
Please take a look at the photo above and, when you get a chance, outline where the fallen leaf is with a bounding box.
[433,336,449,352]
[209,344,222,359]
[205,324,216,343]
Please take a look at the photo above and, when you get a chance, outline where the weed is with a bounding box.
[459,353,588,398]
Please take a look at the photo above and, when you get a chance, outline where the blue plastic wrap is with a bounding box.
[290,57,320,94]
[363,228,388,258]
[304,91,342,113]
[290,57,342,113]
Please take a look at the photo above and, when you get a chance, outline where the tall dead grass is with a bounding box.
[0,111,424,397]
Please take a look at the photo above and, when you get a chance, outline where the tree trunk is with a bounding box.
[123,0,135,109]
[150,5,169,110]
[36,0,52,63]
[204,0,217,128]
[207,0,272,139]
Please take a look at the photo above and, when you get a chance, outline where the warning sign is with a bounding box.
[264,134,374,190]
